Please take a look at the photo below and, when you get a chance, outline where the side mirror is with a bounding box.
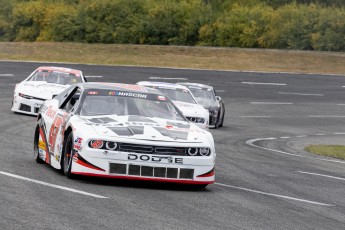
[216,96,222,101]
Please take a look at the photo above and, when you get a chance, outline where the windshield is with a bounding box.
[79,90,185,121]
[28,70,83,85]
[188,87,217,106]
[155,87,196,104]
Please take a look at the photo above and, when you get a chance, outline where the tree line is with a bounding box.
[0,0,344,51]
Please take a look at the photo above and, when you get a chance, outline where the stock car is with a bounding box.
[34,83,215,187]
[178,83,225,128]
[136,81,210,130]
[11,66,86,115]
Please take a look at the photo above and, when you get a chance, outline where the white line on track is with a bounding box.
[278,92,324,96]
[297,171,345,182]
[216,90,226,93]
[149,77,188,80]
[337,104,345,106]
[241,116,272,118]
[316,134,326,136]
[215,182,333,206]
[333,132,345,135]
[280,137,291,139]
[242,82,286,86]
[296,135,307,138]
[308,115,345,118]
[85,75,103,78]
[246,138,345,164]
[0,171,108,199]
[0,74,14,77]
[251,102,293,105]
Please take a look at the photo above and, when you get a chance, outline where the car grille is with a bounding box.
[186,117,205,123]
[109,163,194,179]
[118,143,187,156]
[19,104,31,112]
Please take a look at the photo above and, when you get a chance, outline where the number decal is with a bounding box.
[48,114,64,153]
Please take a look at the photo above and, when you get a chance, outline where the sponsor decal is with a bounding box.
[55,154,60,162]
[45,105,57,118]
[88,91,99,95]
[38,140,46,150]
[73,152,79,162]
[109,91,116,95]
[74,137,83,150]
[128,154,183,164]
[157,95,166,101]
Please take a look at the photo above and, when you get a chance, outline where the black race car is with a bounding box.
[178,83,225,129]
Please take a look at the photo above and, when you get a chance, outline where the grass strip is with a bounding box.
[304,145,345,160]
[1,42,345,75]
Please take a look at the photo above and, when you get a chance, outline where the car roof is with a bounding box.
[78,82,162,94]
[178,82,214,90]
[36,66,83,75]
[137,81,190,90]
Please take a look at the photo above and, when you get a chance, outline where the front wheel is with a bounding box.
[62,132,75,178]
[33,124,44,164]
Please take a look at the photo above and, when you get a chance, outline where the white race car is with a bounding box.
[136,81,210,130]
[34,83,215,187]
[12,66,86,115]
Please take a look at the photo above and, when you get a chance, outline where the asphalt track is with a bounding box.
[0,61,345,229]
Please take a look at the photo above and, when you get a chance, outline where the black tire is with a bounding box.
[193,184,208,189]
[62,132,75,178]
[33,124,44,164]
[219,110,225,127]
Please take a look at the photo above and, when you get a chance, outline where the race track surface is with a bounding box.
[0,61,344,229]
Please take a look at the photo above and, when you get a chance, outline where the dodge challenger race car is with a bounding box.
[178,83,225,129]
[11,66,86,115]
[136,81,210,130]
[34,83,215,187]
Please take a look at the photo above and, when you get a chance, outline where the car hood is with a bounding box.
[173,101,208,118]
[79,115,208,143]
[17,81,69,99]
[204,105,220,112]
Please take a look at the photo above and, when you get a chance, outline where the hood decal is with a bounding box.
[107,126,144,136]
[88,117,118,124]
[153,127,188,140]
[166,121,190,129]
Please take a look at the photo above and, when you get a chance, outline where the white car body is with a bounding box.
[11,66,86,115]
[34,83,215,186]
[136,81,209,130]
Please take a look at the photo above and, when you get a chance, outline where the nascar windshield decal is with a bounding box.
[85,89,163,101]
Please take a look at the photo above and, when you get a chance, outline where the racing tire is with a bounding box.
[34,124,44,164]
[219,111,225,127]
[192,184,208,189]
[62,132,75,178]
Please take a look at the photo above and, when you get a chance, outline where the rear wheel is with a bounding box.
[33,124,44,164]
[219,110,225,127]
[62,132,75,178]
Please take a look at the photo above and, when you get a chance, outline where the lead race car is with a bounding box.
[11,66,86,115]
[136,81,210,130]
[34,83,215,187]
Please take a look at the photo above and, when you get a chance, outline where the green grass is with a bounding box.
[1,42,345,75]
[304,145,345,160]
